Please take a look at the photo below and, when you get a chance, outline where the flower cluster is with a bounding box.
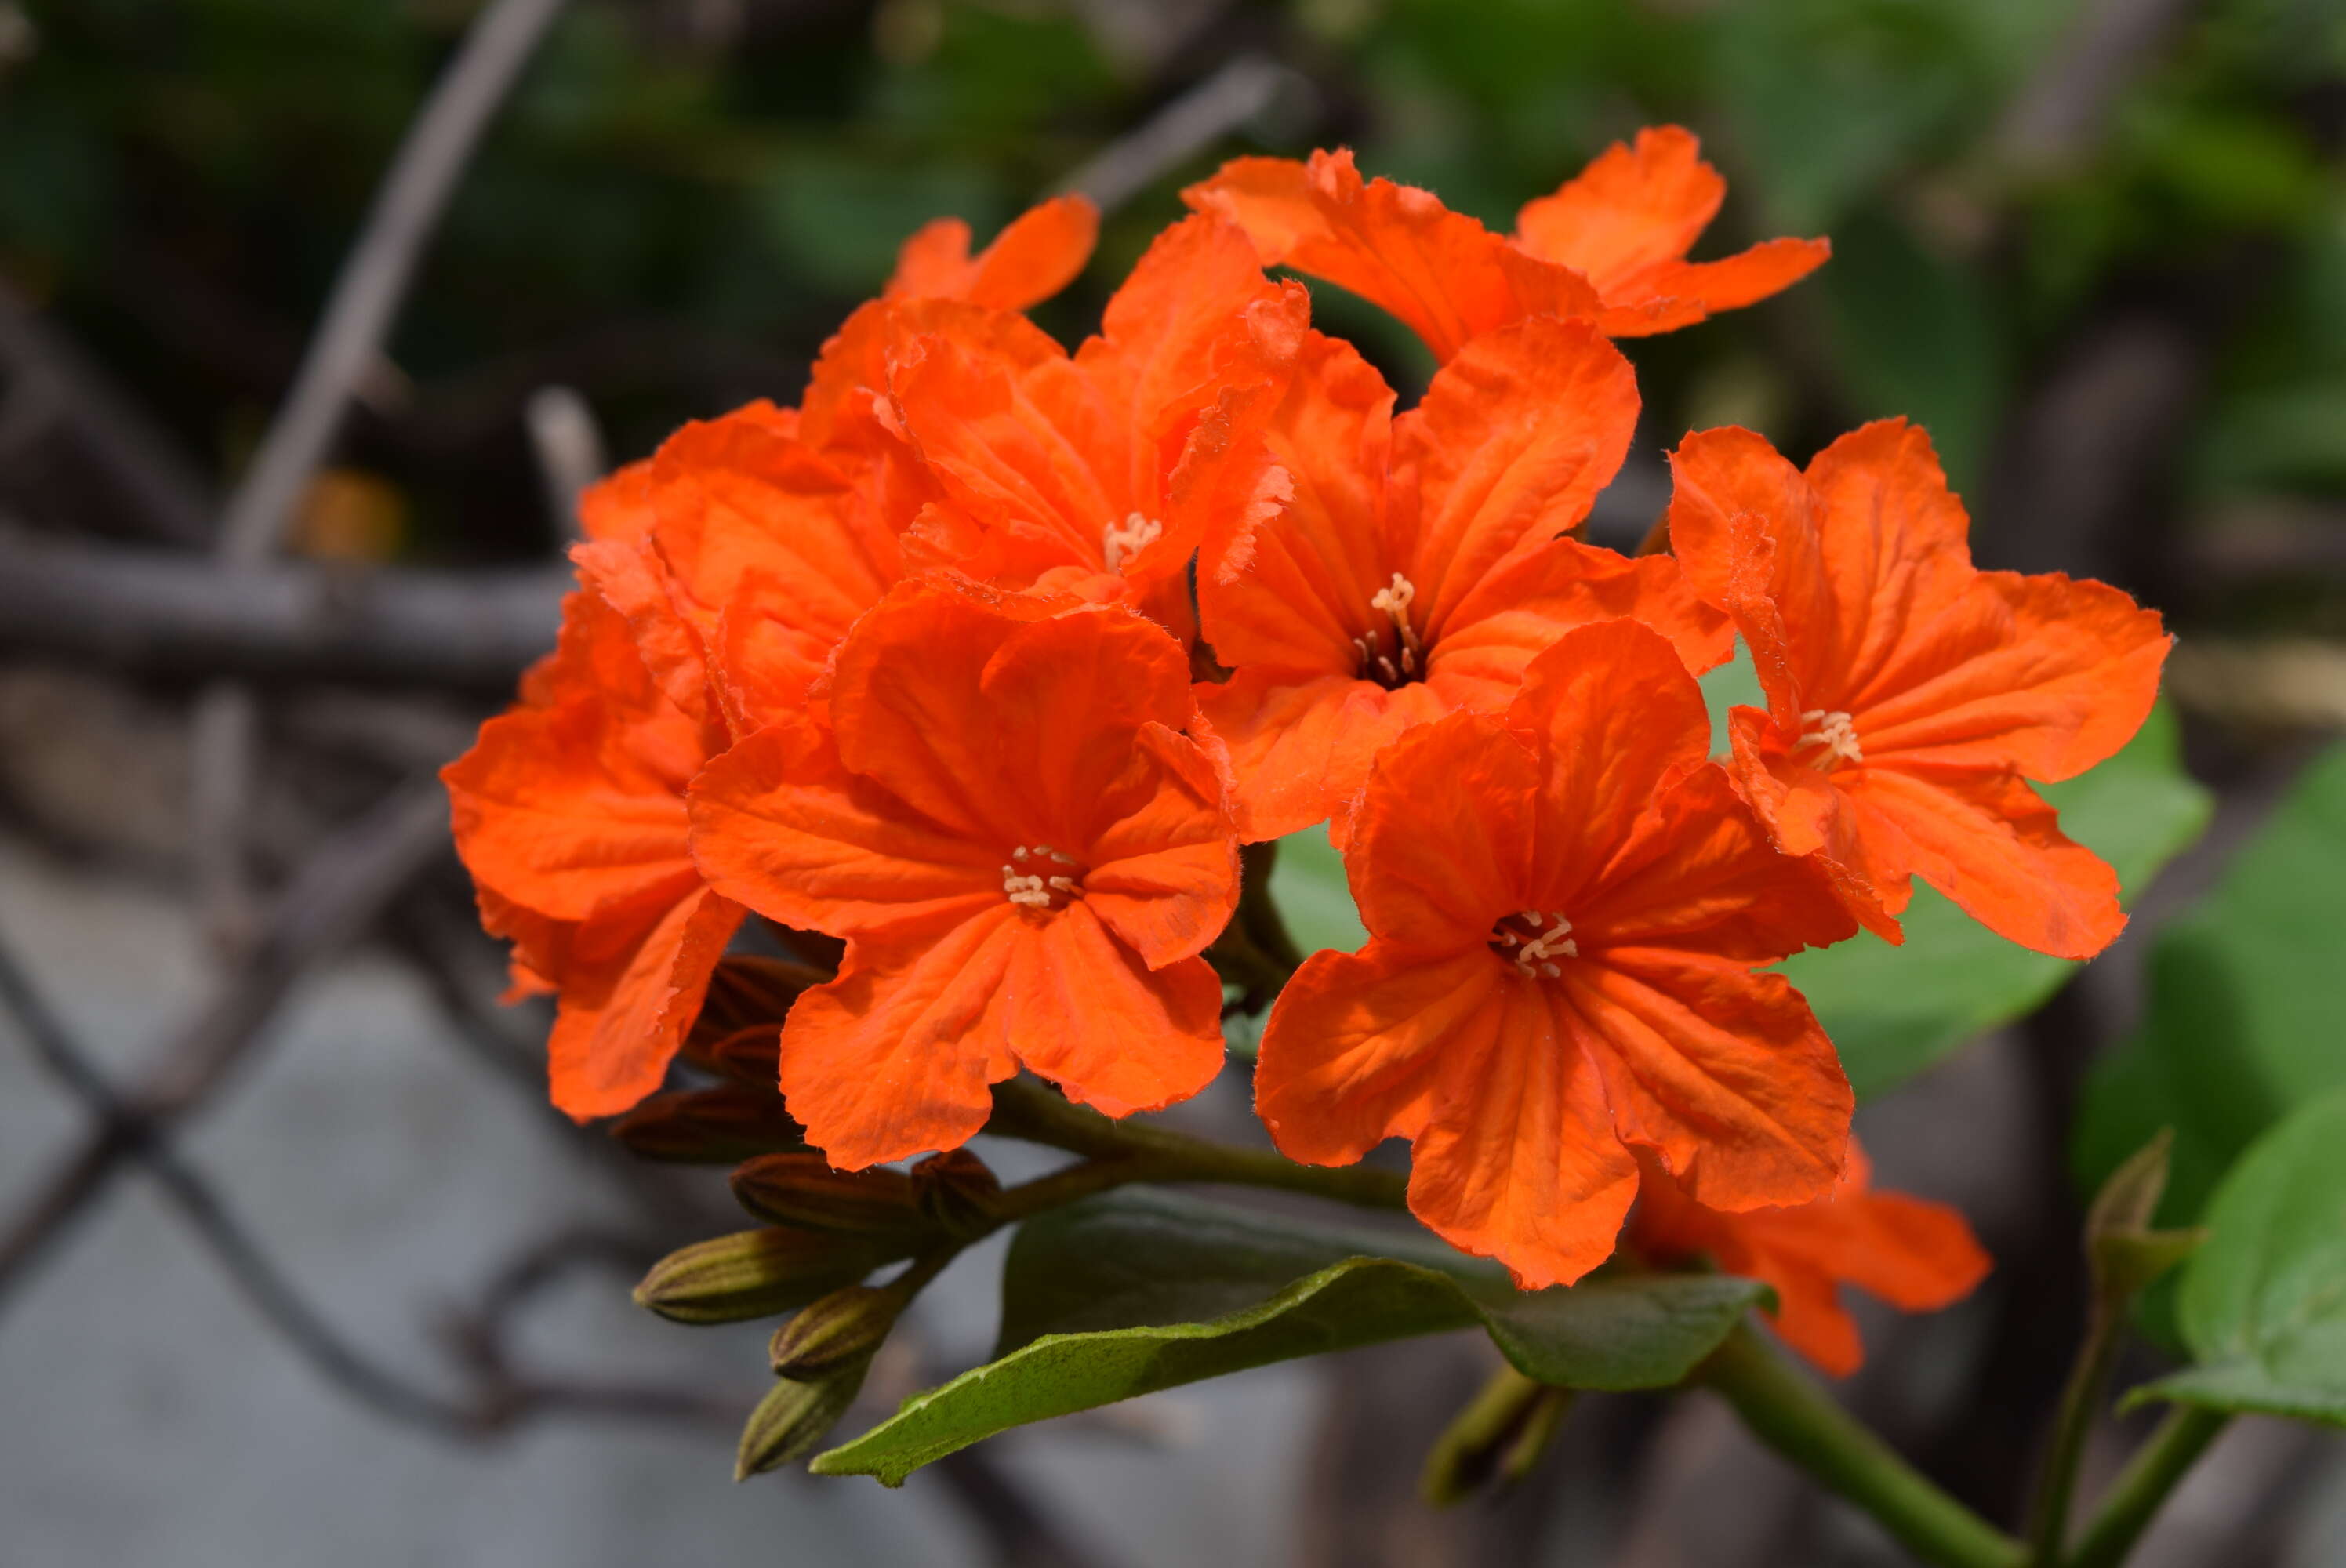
[447,130,2166,1370]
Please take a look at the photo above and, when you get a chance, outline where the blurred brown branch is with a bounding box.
[0,529,565,690]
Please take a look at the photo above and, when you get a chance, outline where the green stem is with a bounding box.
[2027,1300,2126,1564]
[989,1077,1408,1210]
[1701,1325,2022,1568]
[2063,1406,2230,1568]
[1237,840,1305,975]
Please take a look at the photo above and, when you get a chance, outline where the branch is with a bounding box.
[0,276,216,545]
[1055,54,1297,215]
[0,528,565,689]
[214,0,573,564]
[0,775,452,1306]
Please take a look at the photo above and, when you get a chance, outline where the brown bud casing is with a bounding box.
[683,956,827,1079]
[910,1149,1005,1241]
[611,1084,807,1164]
[730,1153,927,1238]
[632,1227,910,1325]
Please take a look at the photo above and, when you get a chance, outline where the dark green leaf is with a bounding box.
[2128,1091,2346,1427]
[1783,702,2209,1100]
[2077,742,2346,1226]
[811,1190,1763,1484]
[1269,823,1368,957]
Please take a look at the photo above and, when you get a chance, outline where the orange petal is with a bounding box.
[1400,318,1640,637]
[1198,668,1452,844]
[1755,1253,1867,1377]
[1408,975,1641,1289]
[1565,949,1850,1211]
[686,716,1004,940]
[1183,150,1601,362]
[1505,619,1714,901]
[1198,331,1396,674]
[779,908,1024,1168]
[1624,238,1831,318]
[885,194,1099,311]
[1429,537,1732,712]
[1842,763,2125,959]
[1000,903,1226,1120]
[1723,705,1905,945]
[547,887,743,1120]
[1802,419,1978,702]
[1349,710,1541,951]
[1513,125,1723,294]
[1847,572,2169,783]
[1256,942,1506,1164]
[577,457,656,543]
[1583,763,1855,963]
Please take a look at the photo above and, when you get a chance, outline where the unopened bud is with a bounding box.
[731,1153,927,1237]
[1420,1366,1573,1508]
[611,1083,807,1164]
[768,1284,900,1380]
[684,956,827,1078]
[633,1227,907,1325]
[735,1362,867,1479]
[910,1149,1004,1241]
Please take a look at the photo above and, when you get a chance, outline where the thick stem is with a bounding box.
[2027,1301,2126,1563]
[1237,841,1305,975]
[2064,1406,2229,1568]
[988,1078,1408,1210]
[1700,1326,2023,1568]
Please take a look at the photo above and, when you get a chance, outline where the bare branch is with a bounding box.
[0,775,452,1305]
[1996,0,2210,169]
[525,384,606,543]
[214,0,575,564]
[0,529,565,690]
[1055,53,1299,216]
[0,276,216,545]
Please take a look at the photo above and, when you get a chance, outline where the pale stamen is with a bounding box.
[1797,709,1864,766]
[1101,512,1163,575]
[1005,847,1083,909]
[1494,911,1576,978]
[1368,572,1423,656]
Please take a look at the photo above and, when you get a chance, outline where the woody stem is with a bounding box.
[987,1078,1409,1211]
[1699,1325,2024,1568]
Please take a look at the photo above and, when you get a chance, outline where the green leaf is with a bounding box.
[2128,1091,2346,1427]
[810,1190,1763,1484]
[1783,702,2210,1100]
[2077,741,2346,1226]
[1269,823,1368,956]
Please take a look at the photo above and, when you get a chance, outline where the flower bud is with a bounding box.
[633,1227,907,1325]
[768,1284,901,1380]
[610,1084,807,1164]
[683,956,827,1080]
[1419,1367,1573,1508]
[730,1153,928,1238]
[735,1362,867,1480]
[910,1149,1005,1241]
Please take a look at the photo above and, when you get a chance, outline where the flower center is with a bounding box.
[1101,513,1163,575]
[1002,844,1084,911]
[1489,909,1577,978]
[1355,572,1426,690]
[1796,709,1864,768]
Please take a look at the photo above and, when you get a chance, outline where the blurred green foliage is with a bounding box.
[1,0,2336,570]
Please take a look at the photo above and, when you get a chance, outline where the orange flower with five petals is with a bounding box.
[1254,619,1856,1288]
[1628,1140,1991,1377]
[687,586,1238,1170]
[1197,318,1729,843]
[1665,419,2170,959]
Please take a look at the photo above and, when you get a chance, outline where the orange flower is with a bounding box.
[883,213,1309,633]
[444,581,743,1120]
[1196,319,1730,843]
[1513,126,1829,338]
[1182,131,1824,359]
[687,586,1238,1169]
[1629,1141,1990,1377]
[1254,620,1856,1288]
[1665,420,2170,959]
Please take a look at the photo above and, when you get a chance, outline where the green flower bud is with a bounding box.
[730,1153,927,1237]
[610,1084,807,1164]
[768,1284,901,1380]
[735,1362,867,1480]
[633,1227,907,1325]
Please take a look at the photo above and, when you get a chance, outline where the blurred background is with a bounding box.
[2,1,2344,1564]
